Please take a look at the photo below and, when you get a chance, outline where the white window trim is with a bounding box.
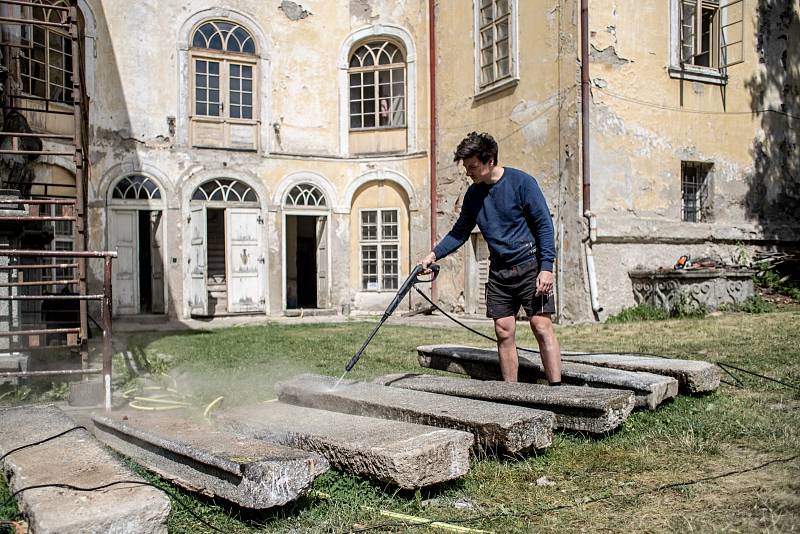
[358,207,401,292]
[473,0,520,99]
[668,0,729,85]
[176,8,270,153]
[339,25,417,156]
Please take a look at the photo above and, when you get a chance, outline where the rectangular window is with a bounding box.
[195,59,221,116]
[681,161,712,222]
[476,0,517,93]
[360,209,400,291]
[19,25,73,102]
[228,63,253,119]
[671,0,744,80]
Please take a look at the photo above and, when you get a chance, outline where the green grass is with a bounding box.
[2,310,799,532]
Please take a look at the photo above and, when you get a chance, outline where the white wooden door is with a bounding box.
[226,208,264,313]
[150,211,165,313]
[315,216,328,308]
[188,204,209,316]
[110,210,138,315]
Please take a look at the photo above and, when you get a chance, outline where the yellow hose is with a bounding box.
[203,396,225,418]
[129,400,185,411]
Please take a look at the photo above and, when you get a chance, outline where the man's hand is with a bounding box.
[420,251,437,272]
[536,270,554,297]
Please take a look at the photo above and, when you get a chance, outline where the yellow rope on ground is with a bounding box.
[128,400,185,411]
[364,507,493,533]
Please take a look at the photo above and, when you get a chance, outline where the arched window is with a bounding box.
[191,178,258,203]
[190,21,258,150]
[349,41,406,130]
[285,184,326,207]
[18,0,73,102]
[112,175,162,200]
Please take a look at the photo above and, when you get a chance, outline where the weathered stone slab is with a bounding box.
[418,345,679,410]
[559,352,720,394]
[216,401,473,489]
[0,405,170,534]
[93,409,329,509]
[374,373,635,434]
[276,373,555,453]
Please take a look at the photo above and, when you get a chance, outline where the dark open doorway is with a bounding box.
[286,215,318,308]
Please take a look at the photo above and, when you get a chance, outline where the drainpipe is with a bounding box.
[428,0,438,302]
[580,0,602,315]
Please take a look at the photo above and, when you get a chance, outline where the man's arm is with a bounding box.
[420,190,478,267]
[521,178,555,272]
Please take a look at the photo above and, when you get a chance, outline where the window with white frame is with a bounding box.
[349,41,406,130]
[671,0,743,80]
[17,0,73,103]
[190,21,258,149]
[360,209,399,291]
[475,0,517,94]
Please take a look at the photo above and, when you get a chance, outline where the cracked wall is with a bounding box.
[587,0,800,316]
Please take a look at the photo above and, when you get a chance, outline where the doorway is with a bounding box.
[285,214,328,310]
[109,209,165,315]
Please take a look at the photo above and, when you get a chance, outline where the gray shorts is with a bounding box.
[485,259,556,319]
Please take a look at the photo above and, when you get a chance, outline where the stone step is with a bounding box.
[559,352,720,394]
[374,373,635,434]
[0,405,170,534]
[276,373,555,453]
[417,345,679,410]
[92,409,329,509]
[215,401,473,489]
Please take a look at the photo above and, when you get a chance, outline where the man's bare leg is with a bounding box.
[494,315,518,382]
[530,314,561,384]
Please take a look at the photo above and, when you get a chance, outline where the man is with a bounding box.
[420,132,562,385]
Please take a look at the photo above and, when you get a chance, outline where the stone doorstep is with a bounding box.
[275,373,555,454]
[215,401,474,490]
[559,352,721,394]
[0,404,170,534]
[92,410,329,509]
[374,373,635,434]
[417,345,679,410]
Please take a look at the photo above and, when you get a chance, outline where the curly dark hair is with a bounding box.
[453,131,498,165]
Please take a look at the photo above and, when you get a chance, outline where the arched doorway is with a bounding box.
[107,174,166,315]
[283,183,330,310]
[188,178,265,316]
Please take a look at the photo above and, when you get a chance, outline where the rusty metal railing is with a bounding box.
[0,250,116,410]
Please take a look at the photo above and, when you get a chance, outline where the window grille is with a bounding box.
[349,41,406,129]
[18,0,73,102]
[360,209,399,290]
[477,0,513,89]
[681,161,712,222]
[285,184,326,207]
[112,175,162,200]
[192,179,258,203]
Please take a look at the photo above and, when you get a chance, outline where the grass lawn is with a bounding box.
[2,309,799,533]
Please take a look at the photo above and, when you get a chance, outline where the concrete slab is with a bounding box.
[0,405,170,534]
[276,373,555,453]
[417,345,679,410]
[559,352,720,394]
[216,401,473,489]
[374,373,635,434]
[93,409,329,509]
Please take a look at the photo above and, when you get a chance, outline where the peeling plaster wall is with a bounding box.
[84,0,431,318]
[587,0,800,317]
[433,0,590,322]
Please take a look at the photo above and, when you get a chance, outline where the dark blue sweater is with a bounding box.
[433,167,555,271]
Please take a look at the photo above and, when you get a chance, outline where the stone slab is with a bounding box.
[0,405,170,534]
[559,352,720,394]
[93,409,329,509]
[417,345,679,410]
[276,373,555,453]
[215,401,474,489]
[374,373,635,434]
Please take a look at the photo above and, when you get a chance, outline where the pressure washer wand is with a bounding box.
[333,263,440,390]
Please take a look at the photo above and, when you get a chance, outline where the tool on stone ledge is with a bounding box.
[333,263,440,390]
